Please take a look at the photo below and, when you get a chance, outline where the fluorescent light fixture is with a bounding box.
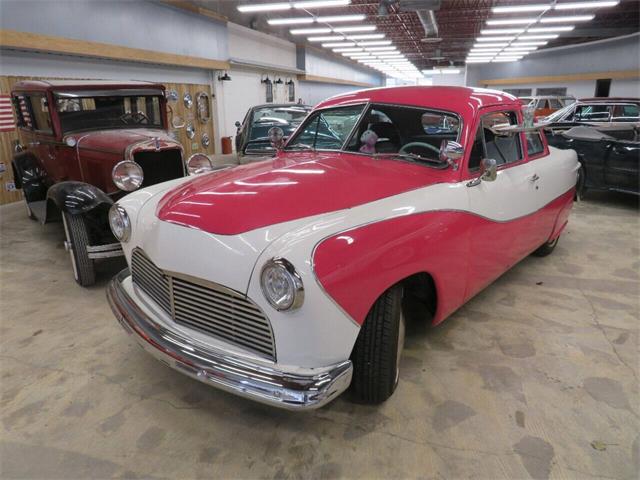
[527,26,575,32]
[512,41,548,45]
[540,15,594,22]
[473,43,509,47]
[364,46,398,51]
[346,34,386,40]
[441,69,461,74]
[422,69,441,75]
[268,18,315,25]
[497,52,525,57]
[317,14,365,22]
[359,59,384,64]
[476,36,517,42]
[356,40,392,46]
[554,1,619,9]
[375,53,405,57]
[470,48,501,52]
[504,46,539,50]
[466,58,492,63]
[294,0,351,7]
[308,35,343,41]
[518,34,559,39]
[238,2,293,12]
[321,42,355,47]
[493,4,550,13]
[290,27,332,34]
[333,25,376,32]
[469,52,498,56]
[487,18,537,25]
[333,48,364,52]
[481,28,527,34]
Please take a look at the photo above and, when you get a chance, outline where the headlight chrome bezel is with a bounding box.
[112,160,144,192]
[108,204,131,242]
[187,153,214,175]
[260,258,304,311]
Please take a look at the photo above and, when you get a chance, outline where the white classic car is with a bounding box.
[107,86,579,410]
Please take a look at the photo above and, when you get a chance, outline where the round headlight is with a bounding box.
[108,204,131,242]
[187,153,213,175]
[112,160,143,192]
[260,258,304,311]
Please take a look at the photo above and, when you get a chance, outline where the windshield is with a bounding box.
[55,93,163,133]
[545,103,575,122]
[286,103,461,167]
[249,106,310,142]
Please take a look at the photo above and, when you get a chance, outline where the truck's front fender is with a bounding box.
[47,181,113,216]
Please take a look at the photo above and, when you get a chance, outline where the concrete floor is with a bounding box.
[1,193,638,480]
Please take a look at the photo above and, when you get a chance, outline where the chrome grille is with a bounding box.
[130,248,275,360]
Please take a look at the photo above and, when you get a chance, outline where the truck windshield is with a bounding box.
[55,92,163,133]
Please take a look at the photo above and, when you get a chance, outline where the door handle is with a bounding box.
[529,173,540,182]
[28,141,40,147]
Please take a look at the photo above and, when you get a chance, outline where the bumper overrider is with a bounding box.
[106,269,353,410]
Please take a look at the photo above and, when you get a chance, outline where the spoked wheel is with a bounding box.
[350,285,405,404]
[62,212,96,287]
[532,236,559,257]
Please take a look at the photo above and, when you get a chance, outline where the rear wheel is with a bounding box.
[62,212,96,287]
[533,236,559,257]
[350,285,405,404]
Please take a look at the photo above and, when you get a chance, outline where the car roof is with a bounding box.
[315,86,521,118]
[12,79,165,92]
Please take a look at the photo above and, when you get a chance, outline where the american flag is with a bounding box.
[0,94,16,132]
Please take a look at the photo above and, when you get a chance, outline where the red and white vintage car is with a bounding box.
[107,86,578,410]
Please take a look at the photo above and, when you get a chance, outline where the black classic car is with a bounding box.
[546,124,639,198]
[234,104,310,161]
[544,98,640,128]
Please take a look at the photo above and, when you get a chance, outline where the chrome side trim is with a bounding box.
[86,243,123,259]
[107,269,353,410]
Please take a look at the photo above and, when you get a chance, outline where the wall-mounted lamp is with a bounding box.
[218,72,232,81]
[261,75,272,85]
[285,78,295,86]
[275,77,284,84]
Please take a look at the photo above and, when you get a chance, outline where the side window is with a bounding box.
[468,125,484,171]
[526,132,545,157]
[611,104,639,122]
[482,111,523,166]
[575,105,611,122]
[28,94,53,133]
[286,104,364,150]
[548,98,563,109]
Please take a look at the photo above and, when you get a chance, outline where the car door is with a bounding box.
[603,132,640,194]
[463,108,538,301]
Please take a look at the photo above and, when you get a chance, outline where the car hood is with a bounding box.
[68,129,175,155]
[157,152,452,235]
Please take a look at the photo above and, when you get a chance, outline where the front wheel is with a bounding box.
[62,212,96,287]
[532,236,559,257]
[350,285,405,404]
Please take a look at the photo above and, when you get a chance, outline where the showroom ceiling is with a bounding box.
[202,0,639,75]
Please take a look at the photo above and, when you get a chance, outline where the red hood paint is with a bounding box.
[69,129,175,155]
[157,152,454,235]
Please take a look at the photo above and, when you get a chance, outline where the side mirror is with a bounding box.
[235,121,241,128]
[480,157,497,182]
[467,158,497,187]
[268,126,285,151]
[439,140,464,170]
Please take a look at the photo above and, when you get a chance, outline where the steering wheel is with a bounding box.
[399,142,440,156]
[120,111,149,125]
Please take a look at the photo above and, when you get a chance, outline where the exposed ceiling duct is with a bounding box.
[399,0,441,42]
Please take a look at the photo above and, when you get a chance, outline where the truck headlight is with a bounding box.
[108,204,131,242]
[260,258,304,311]
[187,153,213,175]
[112,160,143,191]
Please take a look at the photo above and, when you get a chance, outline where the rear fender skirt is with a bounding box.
[47,181,114,216]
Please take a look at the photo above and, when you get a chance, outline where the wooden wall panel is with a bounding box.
[0,76,215,206]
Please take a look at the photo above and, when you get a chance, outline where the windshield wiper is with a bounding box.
[373,152,445,167]
[286,143,315,151]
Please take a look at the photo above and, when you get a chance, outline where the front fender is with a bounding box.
[47,181,113,215]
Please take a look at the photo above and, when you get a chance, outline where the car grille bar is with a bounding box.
[130,248,276,361]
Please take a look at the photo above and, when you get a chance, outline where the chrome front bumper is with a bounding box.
[107,269,353,410]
